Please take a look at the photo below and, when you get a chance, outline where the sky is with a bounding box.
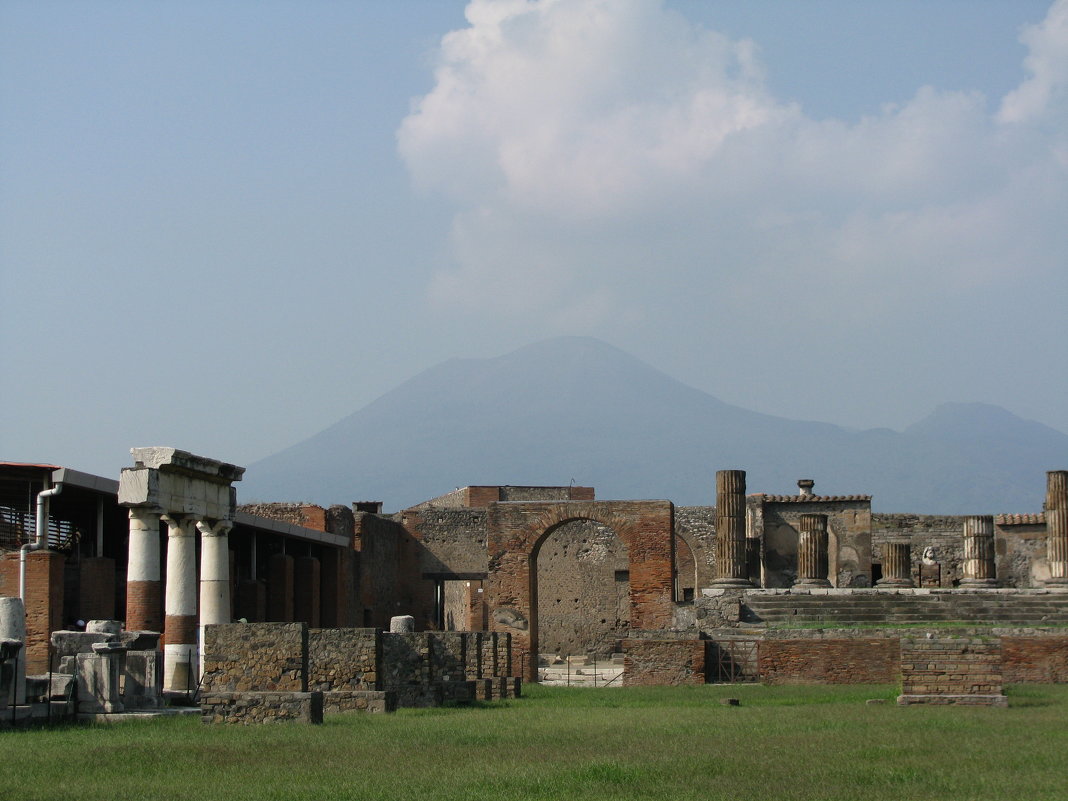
[2,0,1066,480]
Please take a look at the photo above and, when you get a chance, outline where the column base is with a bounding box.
[876,578,915,588]
[1043,577,1068,591]
[793,578,832,588]
[958,578,998,588]
[708,578,753,588]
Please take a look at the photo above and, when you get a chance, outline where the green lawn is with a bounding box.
[3,684,1066,800]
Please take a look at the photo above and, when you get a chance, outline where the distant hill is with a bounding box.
[242,337,1068,514]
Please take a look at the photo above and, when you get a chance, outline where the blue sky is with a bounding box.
[2,0,1065,479]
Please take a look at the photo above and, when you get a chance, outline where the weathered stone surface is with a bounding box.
[202,622,307,693]
[898,635,1006,706]
[201,691,323,724]
[622,639,706,686]
[308,627,379,691]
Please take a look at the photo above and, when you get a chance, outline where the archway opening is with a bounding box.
[533,519,629,662]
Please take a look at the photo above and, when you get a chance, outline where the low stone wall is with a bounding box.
[201,691,323,724]
[758,639,899,685]
[898,636,1006,706]
[322,690,395,715]
[1001,636,1068,683]
[622,639,706,686]
[202,623,307,692]
[308,627,379,691]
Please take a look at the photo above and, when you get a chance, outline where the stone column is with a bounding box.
[1046,470,1068,589]
[198,520,233,672]
[0,596,27,705]
[711,470,752,587]
[795,514,831,588]
[126,507,162,632]
[877,542,914,588]
[162,515,197,691]
[960,515,997,588]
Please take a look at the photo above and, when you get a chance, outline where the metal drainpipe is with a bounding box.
[20,483,63,600]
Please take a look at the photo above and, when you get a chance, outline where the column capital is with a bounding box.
[196,519,233,538]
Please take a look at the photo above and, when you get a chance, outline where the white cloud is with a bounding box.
[398,0,1068,334]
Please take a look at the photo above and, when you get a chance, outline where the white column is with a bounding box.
[161,515,197,691]
[126,507,162,632]
[198,520,232,678]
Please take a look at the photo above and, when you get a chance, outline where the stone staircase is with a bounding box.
[537,655,624,687]
[741,590,1068,628]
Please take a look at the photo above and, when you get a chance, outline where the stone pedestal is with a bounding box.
[710,470,752,588]
[795,514,831,587]
[960,515,997,588]
[163,515,198,691]
[77,641,128,714]
[126,507,162,632]
[0,596,27,705]
[390,615,415,633]
[877,542,914,588]
[1046,471,1068,590]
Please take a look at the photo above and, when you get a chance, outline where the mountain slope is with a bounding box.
[242,337,1068,513]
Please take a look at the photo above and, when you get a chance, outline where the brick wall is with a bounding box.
[1001,636,1068,683]
[2,550,66,673]
[78,557,116,622]
[899,636,1003,698]
[758,638,899,684]
[622,639,706,686]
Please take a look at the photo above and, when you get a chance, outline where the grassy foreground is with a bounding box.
[3,684,1067,801]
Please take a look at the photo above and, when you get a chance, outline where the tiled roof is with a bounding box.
[758,494,871,503]
[995,513,1046,526]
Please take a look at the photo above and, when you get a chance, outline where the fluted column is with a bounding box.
[878,542,914,588]
[795,514,831,587]
[162,514,197,690]
[711,470,752,587]
[126,507,162,632]
[960,515,997,588]
[198,520,233,676]
[1046,471,1068,589]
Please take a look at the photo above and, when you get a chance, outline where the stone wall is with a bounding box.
[674,507,716,589]
[758,638,899,684]
[536,519,629,658]
[995,518,1048,588]
[1001,636,1068,683]
[354,512,433,629]
[755,497,871,589]
[622,639,706,686]
[401,508,489,576]
[872,514,965,587]
[307,627,379,691]
[202,622,307,692]
[486,500,675,680]
[898,635,1006,705]
[201,691,323,724]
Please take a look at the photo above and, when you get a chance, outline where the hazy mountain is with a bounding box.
[243,337,1067,514]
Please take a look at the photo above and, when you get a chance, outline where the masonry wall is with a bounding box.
[756,498,872,588]
[872,514,965,587]
[307,627,380,691]
[202,622,307,692]
[995,521,1048,588]
[400,508,489,577]
[354,512,434,630]
[899,636,1003,697]
[674,507,716,589]
[536,519,629,658]
[1001,636,1068,683]
[758,638,899,684]
[622,639,706,686]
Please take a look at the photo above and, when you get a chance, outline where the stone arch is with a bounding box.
[532,517,629,660]
[485,500,675,680]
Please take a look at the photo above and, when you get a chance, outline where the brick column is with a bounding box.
[795,514,831,587]
[711,470,752,587]
[960,515,997,588]
[162,515,198,691]
[126,507,162,632]
[877,541,914,588]
[1046,471,1068,589]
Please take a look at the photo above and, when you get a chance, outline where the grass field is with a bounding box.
[3,683,1067,801]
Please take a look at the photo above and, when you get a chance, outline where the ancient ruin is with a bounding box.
[2,453,1068,723]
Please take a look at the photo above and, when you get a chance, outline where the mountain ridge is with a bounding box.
[242,337,1067,514]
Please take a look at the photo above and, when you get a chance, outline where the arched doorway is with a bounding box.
[533,519,629,660]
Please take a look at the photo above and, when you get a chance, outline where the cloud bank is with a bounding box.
[397,0,1068,391]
